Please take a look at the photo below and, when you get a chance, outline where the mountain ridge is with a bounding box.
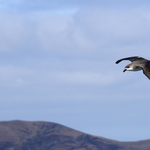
[0,120,150,150]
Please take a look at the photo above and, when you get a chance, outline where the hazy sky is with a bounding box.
[0,0,150,141]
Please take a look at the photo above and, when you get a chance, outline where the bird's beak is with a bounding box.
[123,69,126,72]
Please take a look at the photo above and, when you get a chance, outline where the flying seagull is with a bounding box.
[116,56,150,79]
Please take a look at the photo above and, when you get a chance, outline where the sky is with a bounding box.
[0,0,150,142]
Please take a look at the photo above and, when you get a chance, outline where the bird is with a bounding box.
[116,56,150,79]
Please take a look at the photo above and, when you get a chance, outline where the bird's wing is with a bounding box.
[142,62,150,80]
[116,56,145,64]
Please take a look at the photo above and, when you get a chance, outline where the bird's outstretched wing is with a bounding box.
[142,62,150,80]
[116,56,145,64]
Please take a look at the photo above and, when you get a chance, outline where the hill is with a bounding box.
[0,120,150,150]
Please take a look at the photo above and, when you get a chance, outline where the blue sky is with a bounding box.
[0,0,150,141]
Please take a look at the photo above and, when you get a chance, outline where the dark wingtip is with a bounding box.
[115,60,120,64]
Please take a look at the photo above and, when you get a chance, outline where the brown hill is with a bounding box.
[0,120,150,150]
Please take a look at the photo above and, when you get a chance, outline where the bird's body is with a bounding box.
[116,56,150,79]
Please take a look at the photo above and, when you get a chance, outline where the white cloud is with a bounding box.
[55,71,120,86]
[0,13,32,52]
[0,6,150,58]
[0,65,33,87]
[33,8,150,57]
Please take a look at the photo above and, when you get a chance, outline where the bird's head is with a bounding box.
[123,64,133,72]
